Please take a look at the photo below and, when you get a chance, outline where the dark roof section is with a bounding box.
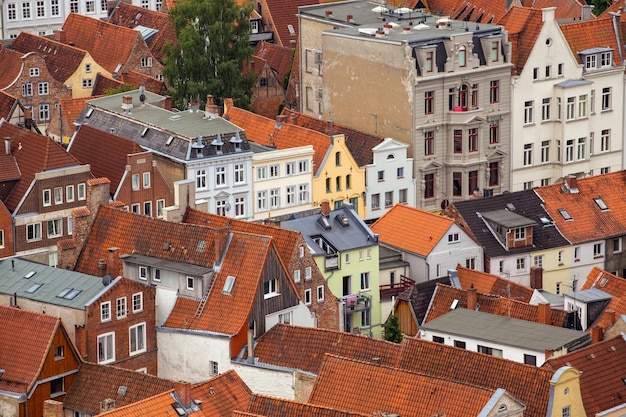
[397,276,452,325]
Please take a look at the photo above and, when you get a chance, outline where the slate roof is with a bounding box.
[456,265,534,301]
[0,305,63,394]
[497,6,544,75]
[0,258,106,309]
[397,276,452,326]
[246,394,370,417]
[534,172,626,244]
[580,267,626,330]
[280,108,384,167]
[253,41,293,88]
[68,124,145,193]
[309,355,501,417]
[0,91,19,121]
[10,32,88,83]
[542,334,626,416]
[371,204,455,256]
[447,189,569,258]
[0,121,85,212]
[0,48,25,88]
[61,13,142,73]
[560,17,622,67]
[108,2,177,63]
[224,105,330,174]
[423,283,569,326]
[63,362,175,415]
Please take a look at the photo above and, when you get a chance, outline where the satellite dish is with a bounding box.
[102,274,112,286]
[139,94,146,103]
[139,85,146,103]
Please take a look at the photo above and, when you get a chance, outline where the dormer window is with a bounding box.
[459,45,467,67]
[582,48,613,72]
[514,227,525,240]
[585,54,596,70]
[425,50,434,72]
[490,41,499,62]
[601,51,612,67]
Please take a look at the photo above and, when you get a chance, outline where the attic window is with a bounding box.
[24,271,36,279]
[451,299,459,309]
[599,277,608,287]
[498,404,508,412]
[593,197,608,211]
[223,275,235,294]
[26,283,43,293]
[57,288,82,300]
[196,240,206,252]
[288,24,295,35]
[558,209,572,221]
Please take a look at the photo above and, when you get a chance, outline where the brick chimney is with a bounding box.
[564,175,579,193]
[530,266,543,290]
[320,201,330,215]
[467,284,477,310]
[544,348,554,360]
[605,309,616,325]
[97,259,107,277]
[174,381,192,408]
[537,302,551,325]
[54,29,66,43]
[107,247,120,277]
[43,400,63,417]
[591,325,604,343]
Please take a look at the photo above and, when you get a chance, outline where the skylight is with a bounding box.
[558,209,572,221]
[166,136,174,146]
[223,276,236,294]
[593,197,608,211]
[57,288,82,300]
[24,271,36,279]
[26,283,43,294]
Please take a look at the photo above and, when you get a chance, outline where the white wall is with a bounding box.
[231,363,295,399]
[428,224,483,279]
[264,303,315,329]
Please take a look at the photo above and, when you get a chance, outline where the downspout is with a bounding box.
[611,12,624,66]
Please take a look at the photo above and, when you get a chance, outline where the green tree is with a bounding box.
[162,0,256,110]
[589,0,611,16]
[383,313,403,343]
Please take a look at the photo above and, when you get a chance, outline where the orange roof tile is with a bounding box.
[247,394,370,417]
[534,172,626,244]
[58,96,100,136]
[0,48,24,88]
[0,306,62,394]
[580,267,626,330]
[456,265,533,301]
[598,0,624,17]
[497,6,544,75]
[371,204,454,256]
[0,121,85,212]
[309,355,499,417]
[99,390,201,417]
[542,334,626,416]
[61,13,142,73]
[224,106,330,175]
[560,18,621,67]
[192,370,253,416]
[259,0,318,46]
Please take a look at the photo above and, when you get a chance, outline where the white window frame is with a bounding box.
[186,276,195,290]
[139,266,148,280]
[129,323,146,355]
[100,301,111,322]
[77,183,86,200]
[27,223,42,241]
[360,272,370,291]
[97,332,115,364]
[43,189,51,206]
[293,269,301,283]
[304,288,312,305]
[305,266,312,280]
[47,219,62,238]
[66,185,74,202]
[317,285,324,302]
[116,296,127,318]
[143,172,150,188]
[54,187,62,204]
[234,163,245,184]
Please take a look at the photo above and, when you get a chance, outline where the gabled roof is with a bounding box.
[259,0,316,46]
[0,305,63,394]
[120,70,167,94]
[0,91,19,121]
[456,265,533,301]
[61,13,142,73]
[281,108,384,167]
[108,2,177,63]
[192,370,253,417]
[10,31,88,83]
[371,204,455,256]
[397,276,452,327]
[63,362,175,415]
[309,355,502,417]
[560,17,621,67]
[224,105,330,174]
[534,172,626,244]
[57,96,100,136]
[253,41,293,88]
[246,323,403,374]
[598,0,624,17]
[99,391,207,417]
[423,283,569,326]
[92,72,125,96]
[68,124,145,193]
[447,189,569,258]
[580,267,626,329]
[0,121,84,212]
[246,394,370,417]
[542,334,626,416]
[0,48,25,88]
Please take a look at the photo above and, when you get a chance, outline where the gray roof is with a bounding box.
[0,258,108,309]
[421,308,587,351]
[282,203,377,255]
[555,79,593,88]
[563,287,612,303]
[481,209,537,228]
[120,254,213,276]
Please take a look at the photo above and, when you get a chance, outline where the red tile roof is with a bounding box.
[259,0,317,46]
[497,6,544,75]
[120,71,167,94]
[108,2,177,63]
[560,17,621,67]
[247,394,370,417]
[58,96,100,136]
[253,42,293,88]
[542,334,626,416]
[0,306,62,394]
[309,355,499,417]
[580,267,626,330]
[534,172,626,244]
[61,13,142,73]
[68,124,145,192]
[280,108,383,167]
[224,105,330,174]
[0,121,84,212]
[99,391,203,417]
[371,204,455,256]
[0,91,18,121]
[456,265,533,302]
[0,48,24,88]
[192,370,253,416]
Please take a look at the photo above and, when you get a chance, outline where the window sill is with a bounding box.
[54,356,64,361]
[264,292,280,300]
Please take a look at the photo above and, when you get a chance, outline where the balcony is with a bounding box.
[379,275,415,297]
[343,293,371,313]
[445,106,481,124]
[324,254,339,271]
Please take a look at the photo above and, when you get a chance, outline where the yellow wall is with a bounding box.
[312,134,366,217]
[548,367,586,417]
[65,53,110,98]
[535,246,574,295]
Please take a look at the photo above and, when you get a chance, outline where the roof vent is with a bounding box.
[317,215,332,230]
[192,136,205,149]
[169,114,183,121]
[506,203,515,211]
[211,133,224,146]
[117,386,127,396]
[335,213,349,227]
[121,95,133,113]
[166,136,174,146]
[230,131,242,143]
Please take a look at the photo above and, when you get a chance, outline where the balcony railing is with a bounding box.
[343,293,371,314]
[379,275,415,297]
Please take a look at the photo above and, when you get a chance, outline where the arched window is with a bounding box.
[335,151,341,166]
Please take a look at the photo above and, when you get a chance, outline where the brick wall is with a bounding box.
[122,36,164,81]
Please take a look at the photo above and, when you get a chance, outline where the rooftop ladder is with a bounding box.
[194,275,217,318]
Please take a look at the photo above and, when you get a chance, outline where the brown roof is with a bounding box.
[542,334,626,416]
[108,2,177,63]
[0,91,18,124]
[253,41,293,87]
[259,0,317,46]
[0,306,63,393]
[0,48,24,88]
[246,394,371,417]
[63,362,175,415]
[68,124,145,192]
[192,370,253,417]
[497,6,544,75]
[423,283,569,326]
[309,355,499,417]
[58,96,100,136]
[10,31,88,83]
[281,108,383,167]
[560,17,621,67]
[456,265,533,302]
[61,13,142,73]
[120,71,167,94]
[580,267,626,330]
[371,204,455,256]
[99,391,205,417]
[0,121,85,212]
[534,172,626,244]
[92,72,126,96]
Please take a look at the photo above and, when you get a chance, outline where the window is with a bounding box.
[234,163,245,183]
[232,195,244,217]
[101,0,108,11]
[43,189,51,206]
[78,183,86,200]
[534,255,544,267]
[523,181,533,190]
[541,140,550,163]
[489,121,499,144]
[542,98,551,121]
[516,257,525,270]
[566,97,575,120]
[533,67,538,80]
[143,172,150,188]
[489,80,499,103]
[50,377,64,396]
[524,354,537,366]
[478,345,503,357]
[453,172,462,196]
[269,164,279,178]
[471,84,478,109]
[38,104,50,121]
[256,191,267,211]
[152,268,161,282]
[602,87,611,110]
[298,160,309,173]
[285,162,296,176]
[131,204,140,214]
[424,173,434,199]
[345,174,352,189]
[585,54,597,70]
[448,233,460,243]
[514,227,526,240]
[38,82,49,95]
[565,139,574,162]
[425,51,434,72]
[523,144,532,166]
[215,166,226,186]
[305,266,312,280]
[131,174,140,190]
[335,176,341,191]
[27,223,42,241]
[117,297,127,318]
[458,45,466,67]
[317,285,324,302]
[209,360,219,376]
[22,1,31,18]
[399,188,408,204]
[562,406,571,417]
[132,292,143,313]
[7,4,16,20]
[490,41,499,62]
[186,276,195,290]
[22,82,33,97]
[47,219,62,238]
[424,91,434,114]
[545,65,551,78]
[578,95,587,118]
[143,201,152,216]
[156,199,165,218]
[360,272,370,290]
[101,302,111,322]
[98,333,115,363]
[304,289,312,305]
[371,193,380,210]
[129,323,146,355]
[577,137,586,160]
[468,171,478,196]
[270,188,280,209]
[489,161,499,186]
[453,130,462,153]
[558,63,564,75]
[361,309,371,327]
[454,340,466,349]
[524,101,534,124]
[0,230,4,248]
[541,178,551,186]
[594,243,603,257]
[468,128,478,152]
[82,79,93,89]
[600,129,610,152]
[601,167,610,174]
[257,166,267,180]
[424,131,434,155]
[140,57,152,68]
[293,269,301,283]
[466,257,476,269]
[54,345,64,360]
[139,266,148,281]
[613,238,622,253]
[377,170,384,181]
[556,282,562,295]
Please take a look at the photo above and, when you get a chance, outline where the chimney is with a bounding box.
[591,325,604,343]
[325,9,332,17]
[605,309,616,325]
[174,381,192,408]
[347,14,354,23]
[267,133,275,147]
[205,94,219,115]
[223,98,234,115]
[97,259,107,277]
[325,120,334,135]
[247,321,255,364]
[582,4,593,20]
[403,26,411,33]
[544,348,554,360]
[538,302,551,325]
[375,29,385,38]
[383,23,393,34]
[43,400,63,417]
[163,96,172,111]
[467,283,477,310]
[530,266,543,290]
[213,227,229,265]
[564,175,579,193]
[4,138,10,155]
[54,29,66,43]
[107,247,120,277]
[121,95,133,113]
[321,201,330,215]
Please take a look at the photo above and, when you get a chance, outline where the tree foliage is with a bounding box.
[383,313,403,343]
[589,0,611,16]
[163,0,256,110]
